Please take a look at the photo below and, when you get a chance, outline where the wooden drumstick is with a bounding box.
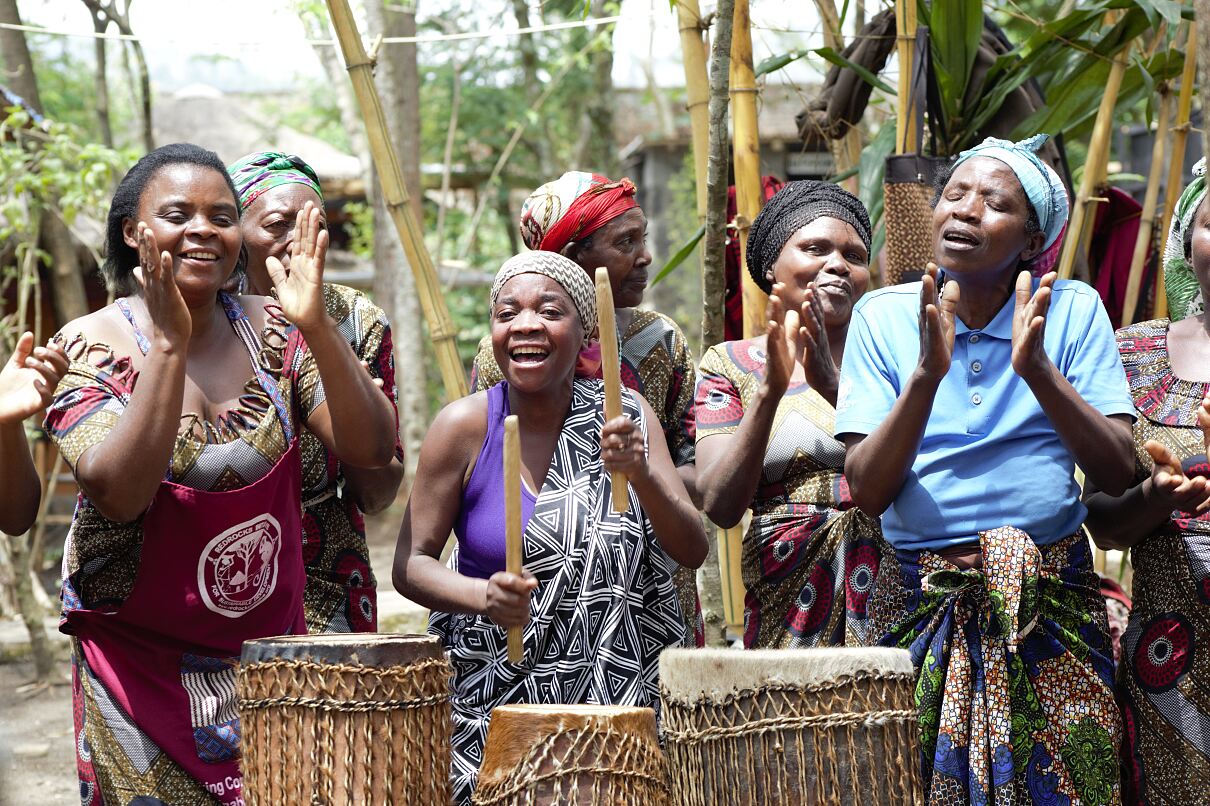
[594,267,630,513]
[503,414,524,663]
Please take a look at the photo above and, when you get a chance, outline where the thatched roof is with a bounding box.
[154,84,363,191]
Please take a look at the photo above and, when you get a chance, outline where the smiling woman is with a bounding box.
[393,250,706,804]
[470,170,704,643]
[692,180,887,650]
[45,143,398,805]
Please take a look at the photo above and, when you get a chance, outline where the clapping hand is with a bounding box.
[800,283,839,403]
[1012,270,1056,381]
[133,222,191,347]
[267,201,328,332]
[1143,439,1210,514]
[918,262,959,381]
[0,332,69,424]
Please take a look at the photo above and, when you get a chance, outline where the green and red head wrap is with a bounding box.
[227,151,324,211]
[518,171,640,253]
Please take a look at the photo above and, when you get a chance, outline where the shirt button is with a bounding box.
[971,361,983,373]
[971,393,983,405]
[969,334,981,344]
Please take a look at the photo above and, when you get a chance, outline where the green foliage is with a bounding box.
[25,34,139,148]
[342,200,374,258]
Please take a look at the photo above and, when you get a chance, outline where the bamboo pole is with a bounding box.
[1157,22,1199,318]
[676,0,710,238]
[894,0,918,155]
[596,267,630,512]
[1121,86,1173,326]
[731,0,767,338]
[325,0,468,400]
[1059,33,1130,280]
[503,415,523,663]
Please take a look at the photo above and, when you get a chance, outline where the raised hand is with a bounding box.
[918,262,958,381]
[1012,270,1055,381]
[800,283,839,403]
[266,201,328,332]
[0,332,69,424]
[763,283,806,397]
[1143,440,1210,514]
[134,222,191,347]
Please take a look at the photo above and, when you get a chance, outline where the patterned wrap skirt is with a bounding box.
[742,504,884,648]
[870,528,1123,805]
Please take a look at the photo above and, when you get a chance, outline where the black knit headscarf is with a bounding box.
[746,180,872,293]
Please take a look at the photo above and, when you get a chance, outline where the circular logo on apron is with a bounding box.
[198,514,282,618]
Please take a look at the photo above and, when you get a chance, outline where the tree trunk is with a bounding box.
[0,0,41,108]
[366,0,428,477]
[699,0,737,647]
[88,5,114,147]
[573,0,618,175]
[510,0,554,177]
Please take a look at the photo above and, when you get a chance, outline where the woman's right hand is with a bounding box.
[1143,440,1210,514]
[917,262,958,381]
[133,222,191,348]
[484,569,538,628]
[764,283,805,397]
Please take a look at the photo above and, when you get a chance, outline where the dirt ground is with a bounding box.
[0,507,422,805]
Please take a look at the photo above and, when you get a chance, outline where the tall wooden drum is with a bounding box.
[473,704,671,806]
[660,647,922,805]
[237,633,452,805]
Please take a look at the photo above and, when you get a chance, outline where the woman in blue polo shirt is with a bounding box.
[835,134,1135,804]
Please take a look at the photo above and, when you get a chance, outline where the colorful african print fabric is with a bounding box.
[429,380,688,805]
[695,338,885,649]
[297,283,400,634]
[1115,319,1210,802]
[48,295,320,805]
[471,308,702,644]
[870,529,1122,805]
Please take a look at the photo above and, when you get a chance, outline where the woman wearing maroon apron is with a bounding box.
[47,143,398,805]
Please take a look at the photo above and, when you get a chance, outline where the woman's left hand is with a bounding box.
[601,415,648,481]
[1011,270,1055,381]
[800,285,839,402]
[267,201,328,332]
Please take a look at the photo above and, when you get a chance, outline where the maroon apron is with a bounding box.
[64,294,307,805]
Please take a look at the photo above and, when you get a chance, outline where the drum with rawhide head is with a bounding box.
[659,647,922,805]
[472,704,672,805]
[237,633,452,805]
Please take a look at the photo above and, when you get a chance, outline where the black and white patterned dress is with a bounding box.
[429,378,688,804]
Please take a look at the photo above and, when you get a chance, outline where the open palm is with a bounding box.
[267,201,328,331]
[0,332,69,423]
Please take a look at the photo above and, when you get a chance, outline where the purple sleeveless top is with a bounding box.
[455,382,537,579]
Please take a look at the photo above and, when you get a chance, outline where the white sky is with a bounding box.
[21,0,841,93]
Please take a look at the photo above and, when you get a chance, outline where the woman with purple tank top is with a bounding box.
[393,251,707,805]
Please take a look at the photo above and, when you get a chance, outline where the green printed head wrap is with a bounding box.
[227,151,324,212]
[1163,158,1207,321]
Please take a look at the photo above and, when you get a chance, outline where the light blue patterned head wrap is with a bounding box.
[953,134,1069,252]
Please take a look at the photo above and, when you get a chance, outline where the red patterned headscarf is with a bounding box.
[519,171,640,254]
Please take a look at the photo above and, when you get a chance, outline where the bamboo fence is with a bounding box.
[730,0,768,339]
[1157,21,1199,318]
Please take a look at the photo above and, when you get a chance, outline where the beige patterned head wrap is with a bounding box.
[490,251,598,339]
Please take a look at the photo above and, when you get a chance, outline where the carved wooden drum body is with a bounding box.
[659,647,922,805]
[473,704,671,806]
[237,633,452,805]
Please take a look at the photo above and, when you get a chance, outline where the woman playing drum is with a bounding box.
[48,143,397,804]
[393,250,706,805]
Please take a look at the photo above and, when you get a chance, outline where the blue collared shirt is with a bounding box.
[834,277,1135,553]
